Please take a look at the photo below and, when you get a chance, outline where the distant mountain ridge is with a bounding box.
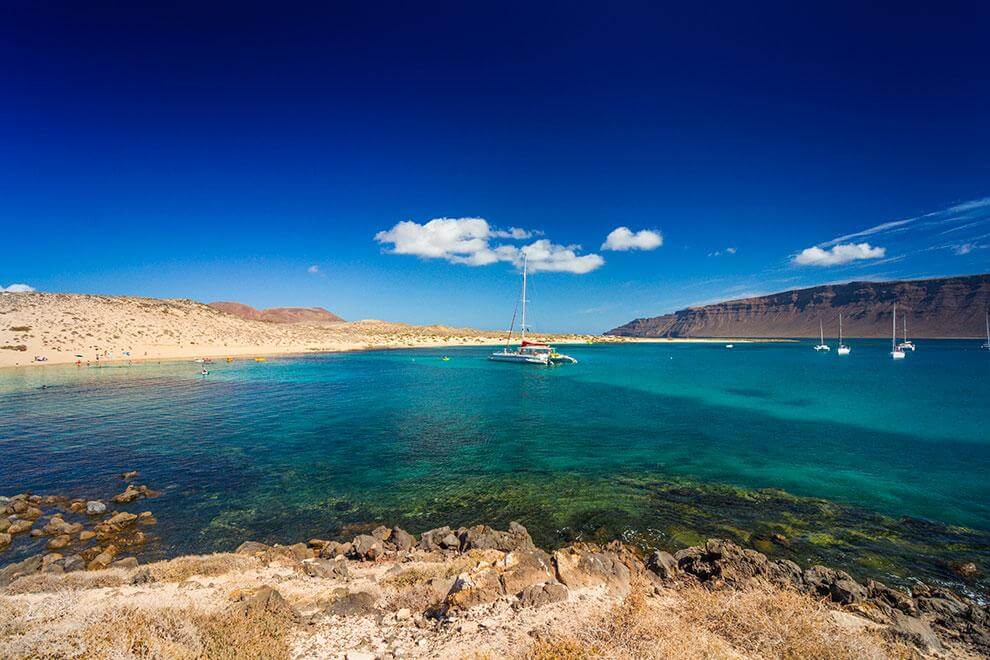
[208,301,344,324]
[606,274,990,338]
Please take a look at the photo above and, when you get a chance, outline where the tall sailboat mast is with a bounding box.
[520,254,527,344]
[820,319,825,345]
[892,305,896,352]
[839,314,842,343]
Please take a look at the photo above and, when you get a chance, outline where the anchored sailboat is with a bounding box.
[891,304,906,359]
[813,319,830,351]
[489,256,577,365]
[837,313,850,355]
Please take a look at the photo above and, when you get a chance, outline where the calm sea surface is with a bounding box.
[2,341,988,596]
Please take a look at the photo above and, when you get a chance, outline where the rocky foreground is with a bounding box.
[2,498,989,659]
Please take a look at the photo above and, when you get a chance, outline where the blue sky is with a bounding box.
[2,2,989,332]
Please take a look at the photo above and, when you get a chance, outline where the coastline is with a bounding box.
[1,496,985,658]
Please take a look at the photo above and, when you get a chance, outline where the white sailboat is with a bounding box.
[813,319,830,351]
[891,304,906,359]
[982,311,990,350]
[897,314,916,351]
[489,256,577,365]
[837,313,851,355]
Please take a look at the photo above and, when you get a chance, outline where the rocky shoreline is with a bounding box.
[2,483,989,658]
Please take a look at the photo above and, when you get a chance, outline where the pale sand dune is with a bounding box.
[0,293,614,368]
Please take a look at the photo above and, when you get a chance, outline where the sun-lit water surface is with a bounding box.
[1,341,988,595]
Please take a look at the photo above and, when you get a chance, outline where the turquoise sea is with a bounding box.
[2,341,988,597]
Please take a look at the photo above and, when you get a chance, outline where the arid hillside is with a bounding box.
[607,274,990,338]
[208,301,345,324]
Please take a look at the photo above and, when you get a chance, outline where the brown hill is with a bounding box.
[606,274,990,338]
[208,301,344,324]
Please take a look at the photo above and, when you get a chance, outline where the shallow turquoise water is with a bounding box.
[1,341,988,594]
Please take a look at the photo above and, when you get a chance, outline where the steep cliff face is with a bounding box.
[606,274,990,338]
[208,301,344,324]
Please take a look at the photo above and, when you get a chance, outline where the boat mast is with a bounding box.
[520,254,528,344]
[892,304,896,352]
[820,319,824,345]
[839,313,842,343]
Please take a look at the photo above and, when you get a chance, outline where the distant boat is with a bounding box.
[983,311,990,350]
[489,255,576,365]
[837,313,851,355]
[897,314,916,352]
[725,343,734,349]
[813,319,830,351]
[891,304,906,359]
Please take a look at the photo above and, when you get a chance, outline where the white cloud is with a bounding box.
[491,227,533,239]
[374,217,603,275]
[307,265,320,274]
[521,240,605,274]
[1,283,35,293]
[954,243,975,255]
[709,246,737,257]
[792,242,886,267]
[601,227,663,251]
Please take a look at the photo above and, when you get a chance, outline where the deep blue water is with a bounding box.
[1,341,988,594]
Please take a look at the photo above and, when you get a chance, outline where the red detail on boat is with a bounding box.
[521,340,548,347]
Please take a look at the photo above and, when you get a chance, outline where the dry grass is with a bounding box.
[528,581,912,660]
[142,553,259,583]
[0,596,293,659]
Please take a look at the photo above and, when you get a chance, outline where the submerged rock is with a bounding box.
[85,501,107,515]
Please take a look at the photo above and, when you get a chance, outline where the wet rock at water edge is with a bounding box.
[0,554,42,586]
[235,541,271,556]
[646,550,678,580]
[86,500,107,515]
[111,484,158,503]
[350,534,383,560]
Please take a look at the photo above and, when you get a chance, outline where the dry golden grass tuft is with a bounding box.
[527,580,913,660]
[0,598,293,659]
[142,553,259,583]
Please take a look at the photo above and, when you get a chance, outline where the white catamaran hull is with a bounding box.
[489,352,549,364]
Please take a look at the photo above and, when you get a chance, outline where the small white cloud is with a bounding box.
[726,247,737,254]
[792,242,886,267]
[601,227,663,251]
[307,265,320,274]
[1,283,35,293]
[708,246,737,257]
[491,227,533,239]
[375,217,603,275]
[953,243,977,255]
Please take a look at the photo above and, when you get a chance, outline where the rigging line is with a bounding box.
[504,295,520,349]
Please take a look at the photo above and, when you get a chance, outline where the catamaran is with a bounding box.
[837,313,851,355]
[489,256,577,365]
[891,304,906,359]
[813,319,830,351]
[897,315,916,351]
